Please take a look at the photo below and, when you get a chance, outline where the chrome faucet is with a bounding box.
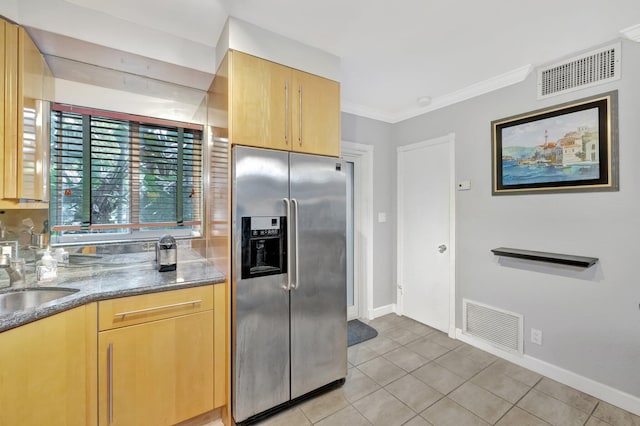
[0,255,26,286]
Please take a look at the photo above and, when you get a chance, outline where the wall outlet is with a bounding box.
[531,328,543,345]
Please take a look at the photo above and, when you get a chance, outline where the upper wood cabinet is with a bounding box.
[1,18,51,204]
[229,51,341,157]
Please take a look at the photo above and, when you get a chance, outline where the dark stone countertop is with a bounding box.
[0,250,225,333]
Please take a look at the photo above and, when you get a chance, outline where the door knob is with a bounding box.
[438,244,447,253]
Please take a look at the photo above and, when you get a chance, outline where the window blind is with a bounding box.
[50,105,203,243]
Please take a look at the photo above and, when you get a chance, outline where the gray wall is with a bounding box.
[391,39,640,398]
[341,113,396,308]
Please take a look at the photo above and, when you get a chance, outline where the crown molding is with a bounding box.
[340,101,399,123]
[342,64,533,124]
[620,24,640,42]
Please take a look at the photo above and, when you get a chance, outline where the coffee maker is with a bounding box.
[156,235,177,272]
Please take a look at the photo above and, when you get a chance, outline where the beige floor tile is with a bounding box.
[592,401,640,425]
[383,327,423,345]
[495,407,551,425]
[534,377,599,414]
[406,337,451,360]
[411,362,466,395]
[314,405,371,426]
[585,416,614,426]
[453,343,498,367]
[517,389,589,426]
[254,407,311,426]
[421,397,490,426]
[384,346,429,372]
[448,381,512,424]
[434,351,487,379]
[471,367,532,404]
[358,356,407,386]
[348,344,379,366]
[297,388,349,423]
[365,336,398,355]
[403,415,434,425]
[424,331,462,350]
[402,321,438,337]
[367,315,403,332]
[486,359,542,387]
[342,367,381,403]
[385,374,443,413]
[352,388,416,426]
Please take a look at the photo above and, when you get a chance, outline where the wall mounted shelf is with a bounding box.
[491,247,598,268]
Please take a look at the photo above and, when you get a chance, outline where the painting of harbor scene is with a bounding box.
[492,92,618,195]
[501,108,599,185]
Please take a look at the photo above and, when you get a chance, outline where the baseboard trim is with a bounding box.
[455,328,640,416]
[370,304,397,319]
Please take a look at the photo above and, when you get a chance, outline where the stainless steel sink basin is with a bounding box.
[0,288,79,313]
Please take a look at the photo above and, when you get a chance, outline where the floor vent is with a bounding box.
[537,42,621,99]
[462,299,523,354]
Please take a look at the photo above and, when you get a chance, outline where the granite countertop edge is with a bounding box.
[0,259,226,333]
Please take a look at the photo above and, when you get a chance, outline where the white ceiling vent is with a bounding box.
[537,42,621,99]
[463,299,523,355]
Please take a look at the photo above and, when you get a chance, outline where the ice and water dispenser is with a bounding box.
[241,216,287,279]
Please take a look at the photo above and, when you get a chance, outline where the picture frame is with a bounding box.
[491,91,618,195]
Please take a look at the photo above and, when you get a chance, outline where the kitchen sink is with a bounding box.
[0,288,79,314]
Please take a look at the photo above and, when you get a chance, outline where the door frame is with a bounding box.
[396,133,456,337]
[342,141,374,320]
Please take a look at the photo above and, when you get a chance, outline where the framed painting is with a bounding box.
[492,91,618,195]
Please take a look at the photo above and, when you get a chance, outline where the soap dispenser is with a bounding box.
[36,248,58,282]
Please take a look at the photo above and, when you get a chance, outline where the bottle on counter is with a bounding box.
[36,249,58,282]
[54,247,69,266]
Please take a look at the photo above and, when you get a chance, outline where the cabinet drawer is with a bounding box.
[98,286,214,331]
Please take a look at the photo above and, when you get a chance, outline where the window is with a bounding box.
[50,104,203,244]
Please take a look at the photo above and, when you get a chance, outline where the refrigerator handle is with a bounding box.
[283,198,292,290]
[291,198,300,289]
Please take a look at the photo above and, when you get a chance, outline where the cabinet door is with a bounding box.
[1,24,48,202]
[231,51,292,151]
[2,21,19,199]
[291,70,341,157]
[18,28,47,201]
[98,310,214,426]
[0,304,98,426]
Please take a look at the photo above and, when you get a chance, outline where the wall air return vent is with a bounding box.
[462,299,523,355]
[537,42,621,99]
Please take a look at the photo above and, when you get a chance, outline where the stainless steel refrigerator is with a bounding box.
[231,146,347,423]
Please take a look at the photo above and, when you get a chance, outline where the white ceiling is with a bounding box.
[3,0,640,123]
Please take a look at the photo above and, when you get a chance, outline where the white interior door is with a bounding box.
[342,142,374,320]
[397,134,455,334]
[345,160,358,319]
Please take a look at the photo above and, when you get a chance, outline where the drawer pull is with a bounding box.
[114,300,202,317]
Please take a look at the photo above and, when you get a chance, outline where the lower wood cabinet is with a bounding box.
[97,286,216,426]
[0,304,98,426]
[0,283,225,426]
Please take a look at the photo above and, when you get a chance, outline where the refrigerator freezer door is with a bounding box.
[289,152,348,399]
[232,146,291,422]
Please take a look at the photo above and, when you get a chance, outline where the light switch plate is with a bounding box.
[457,180,471,191]
[378,212,387,223]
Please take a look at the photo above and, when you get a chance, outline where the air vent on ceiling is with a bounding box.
[462,299,523,354]
[537,42,621,99]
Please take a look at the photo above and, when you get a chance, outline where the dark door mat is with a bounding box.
[348,319,378,347]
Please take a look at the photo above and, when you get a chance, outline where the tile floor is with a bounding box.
[252,314,640,426]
